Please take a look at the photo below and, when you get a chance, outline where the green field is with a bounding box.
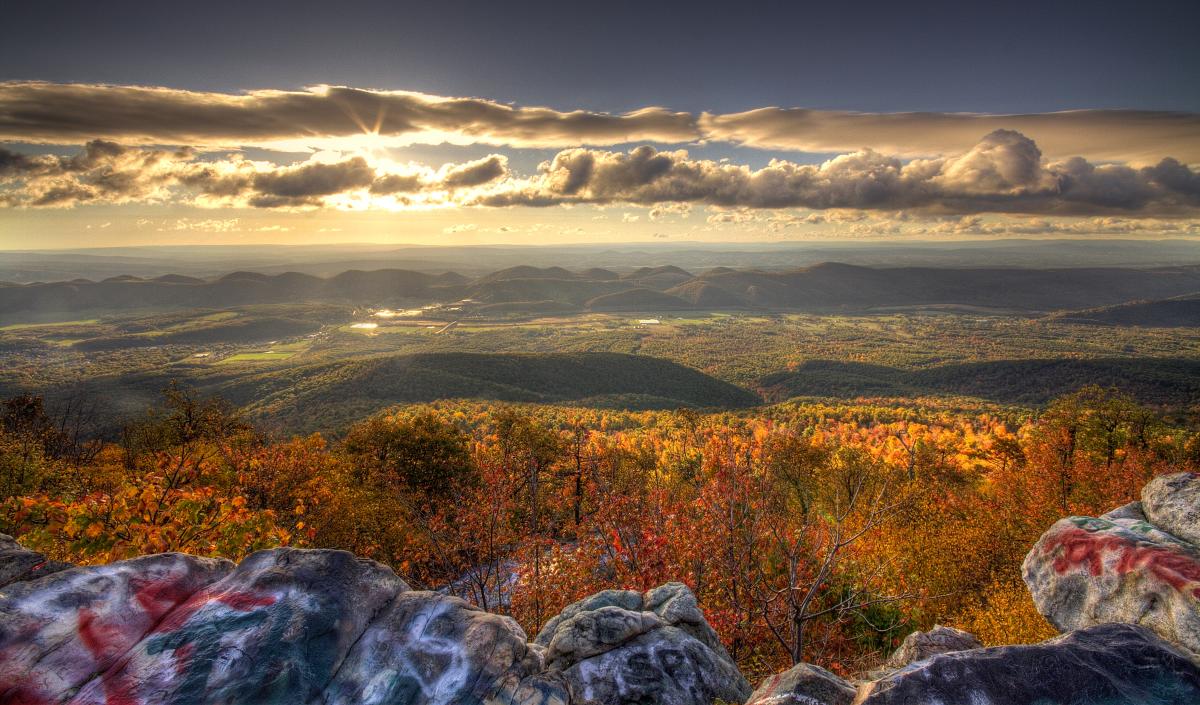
[0,318,100,331]
[218,351,298,363]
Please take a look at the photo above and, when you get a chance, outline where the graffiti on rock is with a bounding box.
[1041,518,1200,599]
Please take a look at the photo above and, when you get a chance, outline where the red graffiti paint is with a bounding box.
[153,586,276,633]
[71,586,276,705]
[79,608,141,705]
[173,642,195,679]
[748,673,783,703]
[1044,525,1200,599]
[217,590,276,611]
[131,577,197,622]
[63,575,216,705]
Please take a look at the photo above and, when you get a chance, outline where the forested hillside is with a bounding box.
[1046,295,1200,327]
[217,351,761,433]
[759,357,1200,406]
[2,386,1189,681]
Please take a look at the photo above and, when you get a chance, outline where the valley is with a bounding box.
[5,262,1200,434]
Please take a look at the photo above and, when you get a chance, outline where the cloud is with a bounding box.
[2,83,1197,165]
[247,157,376,207]
[439,154,508,188]
[0,82,698,150]
[705,210,1200,238]
[477,131,1200,216]
[702,108,1200,164]
[0,142,510,209]
[2,131,1198,220]
[649,203,691,220]
[368,173,424,195]
[905,214,1200,237]
[0,140,190,206]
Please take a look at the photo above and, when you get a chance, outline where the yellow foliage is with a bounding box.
[953,578,1058,646]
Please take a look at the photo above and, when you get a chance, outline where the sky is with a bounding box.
[1,0,1198,248]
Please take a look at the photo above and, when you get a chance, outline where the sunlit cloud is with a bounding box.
[2,82,1198,165]
[476,131,1200,216]
[2,132,1198,225]
[0,82,699,151]
[702,108,1200,165]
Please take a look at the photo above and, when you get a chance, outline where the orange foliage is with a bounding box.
[2,386,1190,675]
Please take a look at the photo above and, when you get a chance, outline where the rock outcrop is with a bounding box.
[1022,471,1200,653]
[746,663,856,705]
[1142,471,1200,547]
[0,532,70,587]
[0,546,568,705]
[882,624,982,669]
[533,582,752,705]
[855,622,1200,705]
[7,465,1200,705]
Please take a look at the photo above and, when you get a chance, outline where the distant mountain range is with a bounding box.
[7,240,1200,282]
[7,262,1200,319]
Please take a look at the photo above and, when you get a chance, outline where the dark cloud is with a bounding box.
[368,173,424,195]
[0,82,698,149]
[440,155,508,188]
[251,157,375,198]
[1145,158,1200,199]
[3,83,1198,165]
[0,147,37,177]
[702,108,1200,163]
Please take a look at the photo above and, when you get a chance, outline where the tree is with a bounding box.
[491,408,564,631]
[9,386,281,562]
[721,439,915,665]
[343,410,477,500]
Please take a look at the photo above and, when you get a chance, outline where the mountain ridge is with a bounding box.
[9,263,1200,319]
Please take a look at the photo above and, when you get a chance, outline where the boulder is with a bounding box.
[1143,472,1200,547]
[324,591,570,705]
[0,542,566,705]
[884,625,982,669]
[68,548,409,705]
[854,622,1200,705]
[534,582,751,705]
[0,551,231,705]
[747,663,856,705]
[0,532,71,587]
[1022,473,1200,654]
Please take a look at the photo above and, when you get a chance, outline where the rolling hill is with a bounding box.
[585,289,692,311]
[686,263,1200,311]
[758,358,1200,407]
[1047,296,1200,327]
[219,352,762,433]
[71,316,324,351]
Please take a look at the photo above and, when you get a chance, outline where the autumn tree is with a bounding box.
[342,410,478,500]
[490,408,565,631]
[9,386,283,562]
[758,443,913,665]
